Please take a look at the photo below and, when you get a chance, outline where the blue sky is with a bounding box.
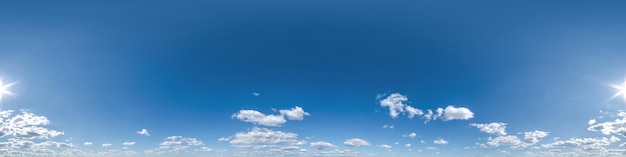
[1,0,626,156]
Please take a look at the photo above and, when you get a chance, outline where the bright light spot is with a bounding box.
[609,79,626,103]
[0,79,17,102]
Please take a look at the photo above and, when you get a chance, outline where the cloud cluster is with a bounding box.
[343,138,370,147]
[227,127,305,149]
[588,111,626,137]
[145,136,209,155]
[434,139,448,145]
[378,93,474,122]
[232,106,309,127]
[310,141,336,149]
[0,110,76,156]
[471,122,508,136]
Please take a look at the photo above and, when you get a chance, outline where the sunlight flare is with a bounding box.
[609,78,626,103]
[0,79,17,102]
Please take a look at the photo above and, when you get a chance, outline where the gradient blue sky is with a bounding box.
[1,0,626,156]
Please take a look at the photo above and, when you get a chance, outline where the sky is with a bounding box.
[1,0,626,156]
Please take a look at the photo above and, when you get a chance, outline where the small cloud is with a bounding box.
[252,92,260,96]
[403,132,417,138]
[137,129,150,136]
[378,144,392,149]
[344,138,370,147]
[218,136,232,142]
[470,122,507,136]
[382,125,395,129]
[84,142,93,146]
[434,139,448,145]
[102,143,112,147]
[588,119,597,125]
[123,142,136,146]
[404,144,411,148]
[279,106,310,121]
[310,141,336,149]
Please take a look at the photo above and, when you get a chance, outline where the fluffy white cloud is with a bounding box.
[470,122,508,136]
[233,110,287,127]
[102,143,112,147]
[310,141,336,149]
[378,144,392,149]
[439,106,474,121]
[0,110,64,139]
[405,144,411,148]
[145,136,206,155]
[588,119,597,125]
[434,139,448,145]
[122,142,135,146]
[379,93,408,118]
[83,142,93,146]
[481,135,521,148]
[405,106,423,118]
[541,137,614,151]
[228,127,304,149]
[233,106,310,127]
[588,112,626,137]
[404,132,417,138]
[137,129,150,136]
[344,138,370,147]
[279,106,310,121]
[516,130,549,148]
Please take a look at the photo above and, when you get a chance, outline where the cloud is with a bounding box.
[122,142,135,146]
[434,139,448,145]
[405,106,424,118]
[541,137,614,151]
[344,138,370,147]
[102,143,112,147]
[379,93,409,118]
[588,119,597,125]
[378,144,392,149]
[405,144,411,148]
[382,125,394,129]
[137,129,150,136]
[145,136,206,155]
[480,135,521,148]
[310,141,336,149]
[232,110,287,127]
[279,106,310,121]
[439,106,474,121]
[470,122,508,136]
[252,92,260,96]
[228,127,304,149]
[218,136,232,142]
[233,106,310,127]
[0,110,64,139]
[515,130,549,149]
[404,132,417,138]
[83,142,93,146]
[588,112,626,137]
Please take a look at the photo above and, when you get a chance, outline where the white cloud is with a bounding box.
[404,132,417,138]
[611,136,621,143]
[434,139,448,145]
[405,144,411,148]
[379,93,408,118]
[83,142,93,146]
[310,141,336,149]
[378,144,392,149]
[405,106,423,118]
[145,136,206,155]
[0,110,64,139]
[423,109,434,123]
[228,127,303,149]
[426,146,438,150]
[232,110,287,127]
[588,119,597,125]
[102,143,112,147]
[137,129,150,136]
[588,112,626,137]
[252,92,260,96]
[439,105,474,121]
[218,136,231,142]
[344,138,370,147]
[382,125,394,129]
[279,106,310,121]
[122,142,135,146]
[516,130,549,148]
[470,122,508,136]
[481,135,521,148]
[541,137,614,151]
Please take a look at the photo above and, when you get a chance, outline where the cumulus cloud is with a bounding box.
[0,110,64,139]
[439,106,474,121]
[378,144,392,149]
[541,137,614,151]
[405,144,411,148]
[588,112,626,137]
[228,127,304,149]
[344,138,370,147]
[470,122,507,136]
[102,143,112,147]
[434,139,448,145]
[516,130,549,149]
[310,141,336,149]
[588,119,597,125]
[279,106,310,120]
[233,106,310,127]
[83,142,93,146]
[405,106,423,118]
[481,135,521,148]
[252,92,260,96]
[379,93,409,118]
[122,142,136,146]
[137,129,150,136]
[145,136,206,155]
[404,132,417,138]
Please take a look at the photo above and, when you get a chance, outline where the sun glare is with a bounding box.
[610,79,626,103]
[0,79,16,102]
